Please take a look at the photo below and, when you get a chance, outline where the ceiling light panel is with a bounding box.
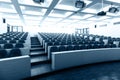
[82,3,109,13]
[23,15,43,21]
[70,13,93,19]
[2,13,20,19]
[44,17,62,22]
[107,0,120,3]
[20,6,47,16]
[49,10,73,18]
[7,19,23,25]
[18,0,52,8]
[0,3,17,13]
[55,0,92,11]
[0,0,11,3]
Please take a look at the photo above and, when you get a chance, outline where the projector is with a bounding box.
[97,11,106,16]
[33,0,44,4]
[75,0,86,8]
[108,7,119,13]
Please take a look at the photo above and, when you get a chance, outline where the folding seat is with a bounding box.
[0,38,3,40]
[50,46,59,52]
[59,45,66,51]
[0,49,8,58]
[13,37,19,40]
[5,38,11,40]
[66,45,74,51]
[15,43,24,48]
[9,48,22,57]
[4,43,14,49]
[110,44,116,48]
[104,44,111,48]
[54,42,59,45]
[9,40,16,43]
[74,45,80,50]
[0,40,7,44]
[18,40,25,43]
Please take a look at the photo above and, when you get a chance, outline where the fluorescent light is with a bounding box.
[107,0,120,3]
[23,11,43,15]
[55,4,79,11]
[0,8,17,13]
[0,0,11,2]
[82,8,97,13]
[44,17,62,22]
[18,0,52,7]
[23,15,43,20]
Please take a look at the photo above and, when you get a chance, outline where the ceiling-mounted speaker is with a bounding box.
[95,25,97,28]
[3,18,6,23]
[97,11,106,16]
[108,7,119,13]
[33,0,44,4]
[75,0,86,8]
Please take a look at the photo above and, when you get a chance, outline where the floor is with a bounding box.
[35,61,120,80]
[29,37,120,80]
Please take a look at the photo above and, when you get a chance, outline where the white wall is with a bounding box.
[0,16,7,34]
[89,23,120,38]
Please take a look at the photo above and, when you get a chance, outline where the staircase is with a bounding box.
[30,37,52,77]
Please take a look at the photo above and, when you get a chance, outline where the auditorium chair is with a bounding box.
[9,40,16,43]
[15,43,24,48]
[0,49,8,58]
[59,45,66,51]
[4,43,14,49]
[0,40,7,44]
[9,48,22,57]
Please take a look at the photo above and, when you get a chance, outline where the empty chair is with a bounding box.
[59,45,66,51]
[0,40,7,44]
[110,44,116,48]
[18,40,25,43]
[50,46,59,52]
[54,42,59,45]
[9,40,16,43]
[9,48,22,57]
[15,43,24,48]
[0,49,8,58]
[74,45,80,50]
[66,45,74,51]
[4,43,14,49]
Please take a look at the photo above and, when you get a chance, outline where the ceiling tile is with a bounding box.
[20,6,47,16]
[18,0,52,8]
[49,10,73,18]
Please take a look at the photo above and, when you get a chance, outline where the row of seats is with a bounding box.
[0,32,28,41]
[50,44,117,52]
[0,48,22,59]
[0,40,25,44]
[38,33,120,56]
[0,43,24,49]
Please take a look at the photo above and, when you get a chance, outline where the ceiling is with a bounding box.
[1,0,120,27]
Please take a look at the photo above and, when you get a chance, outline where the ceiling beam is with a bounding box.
[11,0,25,25]
[56,1,98,23]
[40,0,60,24]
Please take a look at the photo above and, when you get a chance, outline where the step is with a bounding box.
[31,55,48,64]
[31,63,52,77]
[30,51,46,56]
[31,45,42,48]
[30,48,45,52]
[31,54,50,66]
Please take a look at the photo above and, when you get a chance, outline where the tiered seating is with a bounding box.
[0,32,29,58]
[38,32,119,59]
